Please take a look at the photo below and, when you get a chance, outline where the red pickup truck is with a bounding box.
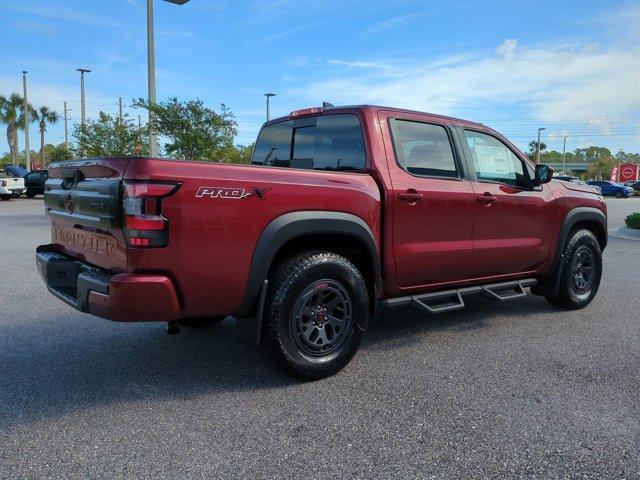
[36,105,607,379]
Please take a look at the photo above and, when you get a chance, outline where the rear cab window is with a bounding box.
[251,114,366,171]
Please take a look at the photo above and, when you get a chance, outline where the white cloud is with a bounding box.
[288,40,640,123]
[495,39,518,60]
[0,2,123,28]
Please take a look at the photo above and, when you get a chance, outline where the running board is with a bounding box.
[380,279,537,314]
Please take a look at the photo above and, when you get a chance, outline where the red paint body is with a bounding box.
[44,106,607,322]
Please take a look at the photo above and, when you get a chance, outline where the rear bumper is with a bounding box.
[36,244,181,322]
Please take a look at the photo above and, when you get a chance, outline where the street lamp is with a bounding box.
[76,68,91,157]
[265,93,276,122]
[22,71,31,171]
[147,0,191,158]
[562,136,567,174]
[536,127,546,165]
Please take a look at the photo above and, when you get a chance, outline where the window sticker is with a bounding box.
[475,144,514,179]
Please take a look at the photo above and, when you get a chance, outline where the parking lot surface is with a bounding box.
[1,197,639,479]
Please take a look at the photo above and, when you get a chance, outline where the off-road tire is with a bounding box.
[265,251,369,380]
[545,229,602,309]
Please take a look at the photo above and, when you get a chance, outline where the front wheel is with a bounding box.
[615,191,623,199]
[545,229,602,309]
[26,191,37,198]
[265,251,369,380]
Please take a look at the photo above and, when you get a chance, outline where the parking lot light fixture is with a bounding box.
[147,0,191,158]
[536,127,546,165]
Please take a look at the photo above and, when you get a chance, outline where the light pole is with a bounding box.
[561,136,567,174]
[265,93,276,122]
[77,68,91,156]
[63,101,70,152]
[536,127,546,165]
[22,71,31,171]
[147,0,191,158]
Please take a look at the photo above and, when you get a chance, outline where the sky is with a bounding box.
[0,0,639,156]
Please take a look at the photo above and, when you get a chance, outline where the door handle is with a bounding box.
[398,190,423,204]
[476,193,497,205]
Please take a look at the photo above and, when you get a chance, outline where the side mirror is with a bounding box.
[535,164,554,184]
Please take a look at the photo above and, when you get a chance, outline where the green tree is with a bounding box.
[586,156,616,180]
[615,150,640,164]
[72,112,149,158]
[0,93,35,164]
[221,143,254,164]
[528,140,547,161]
[50,143,73,162]
[132,97,237,160]
[34,106,59,166]
[574,146,612,163]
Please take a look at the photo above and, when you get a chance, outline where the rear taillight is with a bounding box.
[1,180,6,187]
[122,181,180,248]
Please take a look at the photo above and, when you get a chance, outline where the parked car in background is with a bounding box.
[554,175,601,193]
[24,170,49,198]
[4,165,28,178]
[0,172,25,200]
[586,181,633,198]
[628,181,640,192]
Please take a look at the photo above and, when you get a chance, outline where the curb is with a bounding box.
[609,226,640,241]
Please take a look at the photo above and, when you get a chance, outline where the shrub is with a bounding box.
[625,212,640,230]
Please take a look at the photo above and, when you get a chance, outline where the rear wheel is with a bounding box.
[265,251,369,380]
[26,191,37,198]
[544,229,602,309]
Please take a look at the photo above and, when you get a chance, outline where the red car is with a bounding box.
[36,105,607,379]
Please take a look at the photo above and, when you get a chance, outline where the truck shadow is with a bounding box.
[1,294,557,429]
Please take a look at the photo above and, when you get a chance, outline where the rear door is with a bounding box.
[459,129,556,278]
[379,111,476,289]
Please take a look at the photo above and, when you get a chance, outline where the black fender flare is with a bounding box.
[548,207,607,295]
[234,211,381,347]
[238,211,381,317]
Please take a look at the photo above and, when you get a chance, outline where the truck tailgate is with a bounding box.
[45,159,130,273]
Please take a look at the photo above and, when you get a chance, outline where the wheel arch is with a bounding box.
[548,207,607,296]
[238,211,381,318]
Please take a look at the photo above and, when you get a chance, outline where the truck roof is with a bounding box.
[267,104,486,129]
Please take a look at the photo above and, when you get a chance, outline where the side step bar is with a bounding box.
[379,279,537,314]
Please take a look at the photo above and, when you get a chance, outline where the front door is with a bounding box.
[381,113,476,289]
[460,129,556,278]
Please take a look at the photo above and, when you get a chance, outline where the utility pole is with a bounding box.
[265,93,276,121]
[562,136,567,174]
[22,71,31,171]
[536,127,546,165]
[77,68,91,156]
[119,97,124,125]
[63,101,69,151]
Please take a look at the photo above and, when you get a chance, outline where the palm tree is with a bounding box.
[34,106,59,166]
[0,93,25,164]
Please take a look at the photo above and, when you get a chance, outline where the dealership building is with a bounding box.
[612,164,640,183]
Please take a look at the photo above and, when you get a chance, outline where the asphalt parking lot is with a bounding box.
[1,197,639,479]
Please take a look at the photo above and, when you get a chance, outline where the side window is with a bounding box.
[464,130,531,189]
[291,114,366,171]
[389,119,458,178]
[251,114,366,171]
[251,120,293,167]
